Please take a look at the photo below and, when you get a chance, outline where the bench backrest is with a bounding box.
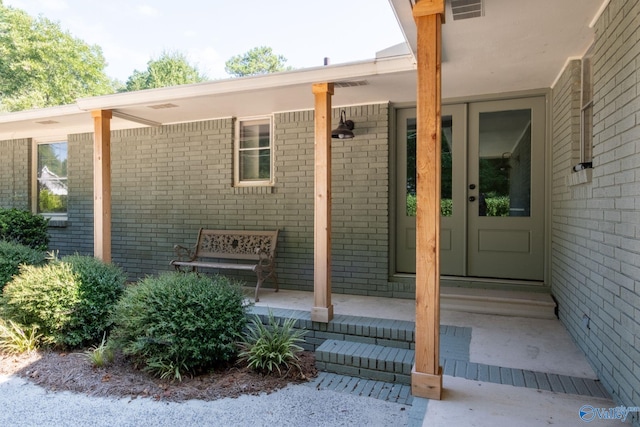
[195,229,279,261]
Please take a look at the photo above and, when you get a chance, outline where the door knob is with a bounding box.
[469,196,476,202]
[469,184,476,190]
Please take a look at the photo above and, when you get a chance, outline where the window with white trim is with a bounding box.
[34,140,68,219]
[234,117,273,186]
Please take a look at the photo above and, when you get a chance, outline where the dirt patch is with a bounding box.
[0,350,317,402]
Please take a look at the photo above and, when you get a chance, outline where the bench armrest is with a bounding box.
[173,244,197,262]
[256,248,275,268]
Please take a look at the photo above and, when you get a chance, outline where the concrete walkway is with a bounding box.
[0,288,632,426]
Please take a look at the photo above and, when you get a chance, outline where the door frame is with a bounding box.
[389,90,551,288]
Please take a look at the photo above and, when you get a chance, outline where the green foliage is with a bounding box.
[405,195,453,217]
[122,50,207,92]
[81,333,114,368]
[225,46,293,77]
[0,240,46,290]
[238,311,306,376]
[38,189,66,213]
[1,255,126,348]
[0,4,113,111]
[0,319,42,354]
[109,272,248,381]
[485,196,510,217]
[0,207,50,251]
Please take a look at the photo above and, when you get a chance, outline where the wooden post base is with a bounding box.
[411,365,443,400]
[311,305,334,323]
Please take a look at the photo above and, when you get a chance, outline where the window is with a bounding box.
[579,45,594,168]
[234,117,273,186]
[34,140,68,218]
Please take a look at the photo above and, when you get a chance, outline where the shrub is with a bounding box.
[0,208,49,251]
[238,311,306,376]
[109,272,248,381]
[0,240,47,291]
[1,255,126,348]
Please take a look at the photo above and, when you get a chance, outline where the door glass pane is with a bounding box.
[406,116,453,217]
[478,109,531,217]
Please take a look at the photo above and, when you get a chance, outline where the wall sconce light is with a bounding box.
[332,110,355,139]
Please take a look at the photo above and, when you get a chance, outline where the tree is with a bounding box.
[225,46,293,77]
[0,3,114,111]
[121,51,207,92]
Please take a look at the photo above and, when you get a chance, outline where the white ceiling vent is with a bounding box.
[450,0,484,21]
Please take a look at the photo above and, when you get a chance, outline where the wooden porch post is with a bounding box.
[92,109,112,262]
[411,0,444,400]
[311,82,334,323]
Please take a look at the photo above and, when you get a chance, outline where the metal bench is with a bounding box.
[170,229,279,302]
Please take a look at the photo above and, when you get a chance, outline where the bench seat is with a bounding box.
[170,229,279,302]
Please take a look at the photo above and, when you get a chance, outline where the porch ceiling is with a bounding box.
[0,0,608,140]
[390,0,606,99]
[0,56,417,141]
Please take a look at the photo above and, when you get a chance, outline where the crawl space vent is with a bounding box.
[450,0,484,21]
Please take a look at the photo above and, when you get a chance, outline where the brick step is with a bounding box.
[249,306,415,351]
[315,339,415,385]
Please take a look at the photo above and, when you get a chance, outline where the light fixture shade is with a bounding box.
[332,110,355,139]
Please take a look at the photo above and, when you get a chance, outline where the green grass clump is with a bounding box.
[0,319,41,354]
[238,311,306,376]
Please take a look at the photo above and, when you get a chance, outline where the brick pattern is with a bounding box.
[551,0,640,419]
[25,103,391,296]
[0,138,31,209]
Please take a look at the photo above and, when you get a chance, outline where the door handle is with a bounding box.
[469,196,476,202]
[469,184,476,190]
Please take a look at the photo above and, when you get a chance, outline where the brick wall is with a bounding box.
[0,138,31,209]
[551,0,640,419]
[42,103,391,296]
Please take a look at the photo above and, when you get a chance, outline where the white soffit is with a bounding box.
[0,55,416,140]
[389,0,606,98]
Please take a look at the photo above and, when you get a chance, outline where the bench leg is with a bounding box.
[254,278,264,302]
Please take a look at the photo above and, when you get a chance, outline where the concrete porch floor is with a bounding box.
[252,288,627,426]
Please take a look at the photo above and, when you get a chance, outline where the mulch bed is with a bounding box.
[0,349,317,402]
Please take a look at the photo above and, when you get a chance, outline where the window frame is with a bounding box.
[578,44,594,169]
[32,137,68,221]
[233,116,274,187]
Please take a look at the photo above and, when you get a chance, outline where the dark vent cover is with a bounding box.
[451,0,484,20]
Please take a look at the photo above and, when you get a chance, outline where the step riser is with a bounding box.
[316,340,414,385]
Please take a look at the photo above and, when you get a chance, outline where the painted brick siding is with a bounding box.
[0,138,30,209]
[551,0,640,420]
[38,103,390,296]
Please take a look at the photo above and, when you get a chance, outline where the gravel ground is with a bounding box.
[0,374,411,427]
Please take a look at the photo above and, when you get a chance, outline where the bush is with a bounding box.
[0,208,49,251]
[1,255,126,348]
[0,240,47,291]
[238,311,306,376]
[109,272,248,381]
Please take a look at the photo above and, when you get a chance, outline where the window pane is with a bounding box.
[240,122,270,149]
[37,142,68,214]
[478,109,531,217]
[240,148,271,181]
[405,116,453,217]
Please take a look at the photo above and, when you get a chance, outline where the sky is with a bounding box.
[4,0,406,82]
